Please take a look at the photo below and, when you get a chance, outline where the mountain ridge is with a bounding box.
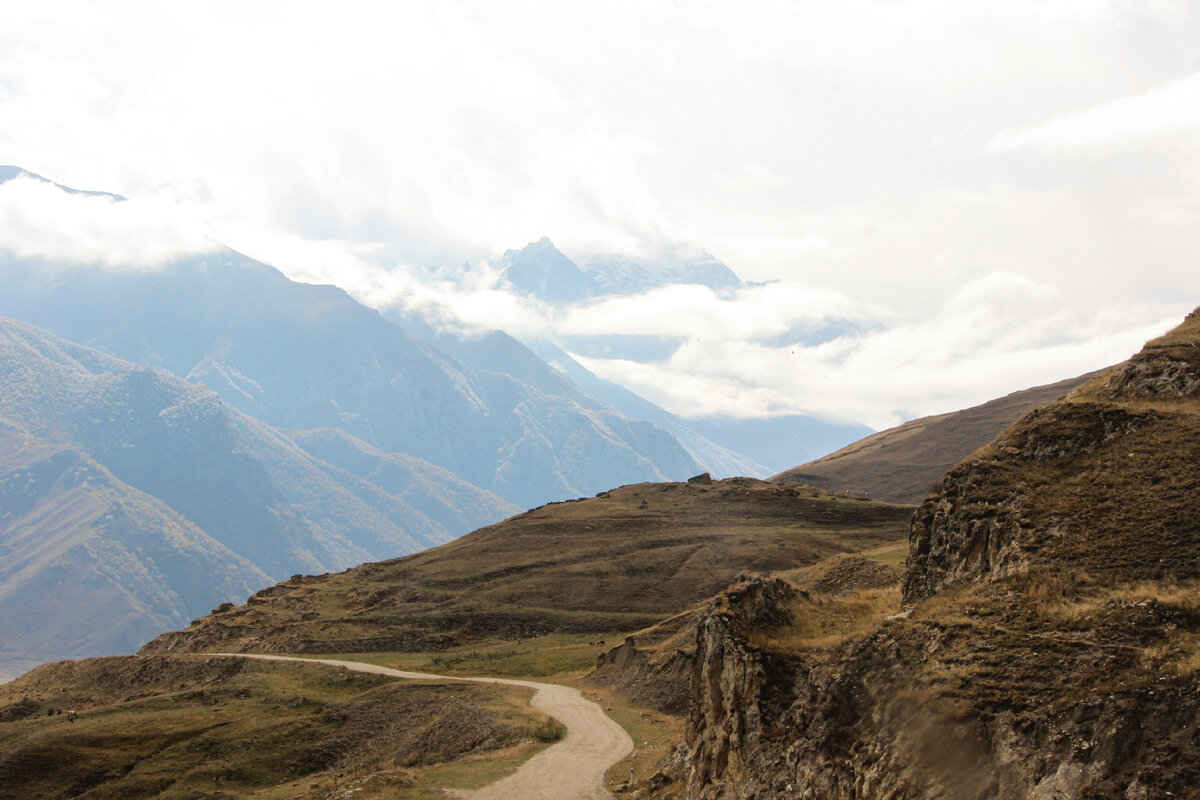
[0,246,702,509]
[0,315,517,676]
[772,370,1104,503]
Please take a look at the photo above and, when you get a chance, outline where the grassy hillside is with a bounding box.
[143,477,913,656]
[772,371,1101,504]
[0,655,554,800]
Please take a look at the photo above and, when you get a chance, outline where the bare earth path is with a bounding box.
[213,653,633,800]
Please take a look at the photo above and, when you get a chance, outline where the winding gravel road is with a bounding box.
[214,653,633,799]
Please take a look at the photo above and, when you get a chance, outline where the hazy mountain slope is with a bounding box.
[683,310,1200,799]
[0,245,700,508]
[520,338,772,478]
[388,322,768,478]
[684,414,874,475]
[0,422,267,682]
[143,477,913,656]
[582,251,743,295]
[0,165,122,199]
[425,331,709,488]
[772,371,1102,503]
[0,317,454,574]
[495,236,744,301]
[287,427,521,534]
[496,236,596,303]
[0,316,504,675]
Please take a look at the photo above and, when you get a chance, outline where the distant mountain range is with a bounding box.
[496,236,743,303]
[0,249,701,511]
[0,168,760,675]
[0,316,520,677]
[403,236,876,473]
[0,166,871,677]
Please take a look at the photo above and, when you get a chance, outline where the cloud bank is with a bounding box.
[1,2,1196,428]
[238,229,1184,429]
[0,175,215,267]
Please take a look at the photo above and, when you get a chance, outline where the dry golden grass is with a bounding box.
[1030,576,1200,625]
[750,586,902,653]
[0,654,560,800]
[146,478,912,658]
[773,372,1097,504]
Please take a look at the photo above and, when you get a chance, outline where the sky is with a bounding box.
[2,1,1198,429]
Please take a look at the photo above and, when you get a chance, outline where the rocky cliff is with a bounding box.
[682,309,1200,799]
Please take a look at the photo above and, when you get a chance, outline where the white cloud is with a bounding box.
[990,71,1200,156]
[0,175,216,268]
[559,281,883,341]
[572,275,1186,428]
[219,228,1189,428]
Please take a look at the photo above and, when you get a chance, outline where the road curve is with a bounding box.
[210,653,633,800]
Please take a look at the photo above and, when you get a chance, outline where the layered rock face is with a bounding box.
[683,310,1200,799]
[906,309,1200,602]
[686,576,799,794]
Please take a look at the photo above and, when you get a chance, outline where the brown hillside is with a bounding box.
[142,477,912,656]
[680,309,1200,800]
[906,310,1200,600]
[772,371,1102,504]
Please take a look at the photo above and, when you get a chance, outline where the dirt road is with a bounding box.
[215,653,633,800]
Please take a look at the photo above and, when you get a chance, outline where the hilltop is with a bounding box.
[143,477,912,657]
[1,475,912,799]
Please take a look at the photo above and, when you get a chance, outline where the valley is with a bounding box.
[1,168,1195,800]
[7,307,1199,798]
[3,4,1196,796]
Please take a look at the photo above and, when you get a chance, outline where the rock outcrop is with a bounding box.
[686,575,800,797]
[685,576,1200,798]
[683,309,1200,799]
[591,608,699,715]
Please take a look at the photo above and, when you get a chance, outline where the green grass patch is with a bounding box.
[863,540,909,566]
[320,631,633,680]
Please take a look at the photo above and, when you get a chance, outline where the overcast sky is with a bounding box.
[2,1,1198,428]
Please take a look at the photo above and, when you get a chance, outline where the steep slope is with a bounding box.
[905,313,1200,599]
[385,317,769,478]
[682,309,1200,799]
[0,316,505,675]
[772,371,1101,503]
[0,243,700,509]
[142,477,912,656]
[0,423,266,681]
